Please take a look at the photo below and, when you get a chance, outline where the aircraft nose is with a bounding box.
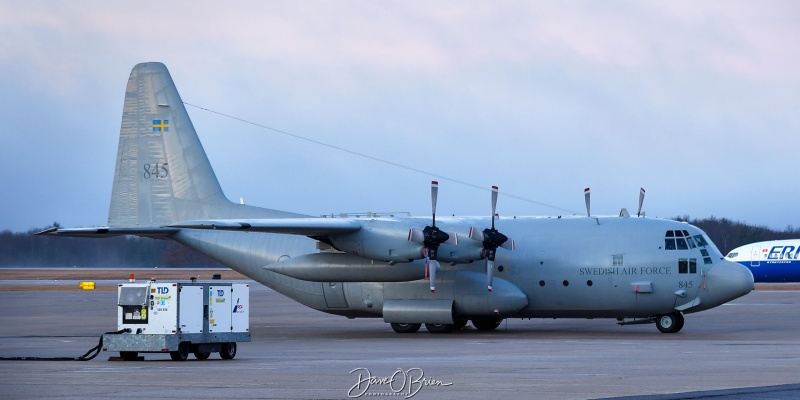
[704,260,754,306]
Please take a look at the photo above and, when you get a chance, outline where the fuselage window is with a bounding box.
[613,254,623,266]
[678,258,697,274]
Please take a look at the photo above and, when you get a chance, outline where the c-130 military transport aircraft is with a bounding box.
[41,62,754,334]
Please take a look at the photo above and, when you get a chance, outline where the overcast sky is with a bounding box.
[1,1,799,233]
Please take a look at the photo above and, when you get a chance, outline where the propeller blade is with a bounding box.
[491,186,498,230]
[431,181,439,227]
[444,232,458,245]
[429,259,438,293]
[468,226,484,241]
[408,228,424,243]
[481,186,515,255]
[487,258,494,292]
[637,187,645,217]
[584,187,591,217]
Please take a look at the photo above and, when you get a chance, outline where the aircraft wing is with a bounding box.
[37,226,180,238]
[168,218,362,236]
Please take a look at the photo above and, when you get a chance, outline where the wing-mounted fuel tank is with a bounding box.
[264,253,426,282]
[382,270,529,324]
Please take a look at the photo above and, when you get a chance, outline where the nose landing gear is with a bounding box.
[655,312,685,333]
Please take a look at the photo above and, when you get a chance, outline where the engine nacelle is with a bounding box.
[435,240,485,264]
[328,219,426,262]
[327,220,488,264]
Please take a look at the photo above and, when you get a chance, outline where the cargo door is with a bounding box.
[323,282,348,308]
[231,284,249,333]
[178,285,203,333]
[209,285,232,332]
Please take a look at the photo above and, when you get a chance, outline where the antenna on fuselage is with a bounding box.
[637,188,646,217]
[584,188,591,217]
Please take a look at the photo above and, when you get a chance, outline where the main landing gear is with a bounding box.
[390,318,500,334]
[390,323,422,333]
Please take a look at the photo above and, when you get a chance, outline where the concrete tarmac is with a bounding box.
[1,282,799,399]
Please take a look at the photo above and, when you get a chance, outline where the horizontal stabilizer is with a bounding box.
[37,226,179,238]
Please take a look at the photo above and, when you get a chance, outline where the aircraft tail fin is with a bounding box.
[108,62,300,227]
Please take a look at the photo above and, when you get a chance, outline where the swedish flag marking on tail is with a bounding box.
[152,119,169,132]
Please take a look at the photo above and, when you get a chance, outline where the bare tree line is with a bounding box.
[0,224,222,268]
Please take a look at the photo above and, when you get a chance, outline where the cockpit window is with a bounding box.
[693,234,710,247]
[665,235,676,250]
[682,231,697,248]
[664,230,712,256]
[727,252,738,258]
[666,229,723,261]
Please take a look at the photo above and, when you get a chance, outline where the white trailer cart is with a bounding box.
[102,280,250,361]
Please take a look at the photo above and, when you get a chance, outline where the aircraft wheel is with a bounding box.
[390,323,421,333]
[170,344,189,361]
[120,351,138,361]
[220,342,237,360]
[194,352,211,360]
[655,312,684,333]
[471,318,502,331]
[453,319,468,330]
[425,323,455,333]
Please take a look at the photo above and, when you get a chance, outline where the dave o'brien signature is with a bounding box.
[348,367,453,398]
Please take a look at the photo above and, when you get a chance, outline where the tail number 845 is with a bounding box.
[143,163,169,179]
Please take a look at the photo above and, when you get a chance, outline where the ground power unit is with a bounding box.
[102,280,251,361]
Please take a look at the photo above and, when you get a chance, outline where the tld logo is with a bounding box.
[157,287,169,294]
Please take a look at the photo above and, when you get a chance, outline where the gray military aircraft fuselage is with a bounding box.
[42,62,754,334]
